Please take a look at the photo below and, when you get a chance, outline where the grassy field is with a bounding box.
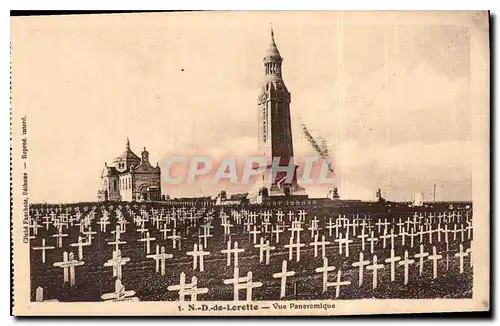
[29,204,473,301]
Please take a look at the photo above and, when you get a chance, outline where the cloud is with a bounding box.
[13,14,473,202]
[333,140,472,201]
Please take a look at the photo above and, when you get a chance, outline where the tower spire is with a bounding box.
[126,137,130,150]
[263,27,282,77]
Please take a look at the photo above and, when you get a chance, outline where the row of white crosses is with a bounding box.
[313,241,474,294]
[212,212,470,268]
[284,220,306,262]
[33,233,91,264]
[321,210,471,239]
[215,208,472,268]
[30,207,99,252]
[223,209,310,242]
[129,205,214,251]
[330,217,472,257]
[37,206,473,296]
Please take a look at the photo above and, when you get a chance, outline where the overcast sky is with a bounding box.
[12,11,483,203]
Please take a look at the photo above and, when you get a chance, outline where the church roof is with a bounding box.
[115,138,141,163]
[116,148,141,162]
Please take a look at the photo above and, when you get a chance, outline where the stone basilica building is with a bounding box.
[97,139,162,202]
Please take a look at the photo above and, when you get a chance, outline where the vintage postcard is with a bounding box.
[11,11,490,316]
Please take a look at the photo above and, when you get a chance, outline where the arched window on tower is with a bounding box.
[113,179,117,191]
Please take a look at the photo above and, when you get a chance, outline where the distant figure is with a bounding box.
[327,187,340,201]
[376,188,385,203]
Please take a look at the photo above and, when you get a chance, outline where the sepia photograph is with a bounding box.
[10,10,490,315]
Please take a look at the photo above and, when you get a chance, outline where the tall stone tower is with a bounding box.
[249,28,306,202]
[258,28,294,163]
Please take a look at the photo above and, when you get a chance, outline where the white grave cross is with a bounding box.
[32,238,55,264]
[326,270,351,298]
[272,260,295,298]
[53,252,85,287]
[414,244,429,276]
[104,249,130,280]
[147,245,173,276]
[186,243,210,272]
[428,246,443,279]
[366,255,384,289]
[384,249,402,282]
[137,231,156,254]
[315,257,336,293]
[101,279,139,302]
[398,250,415,285]
[351,252,370,286]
